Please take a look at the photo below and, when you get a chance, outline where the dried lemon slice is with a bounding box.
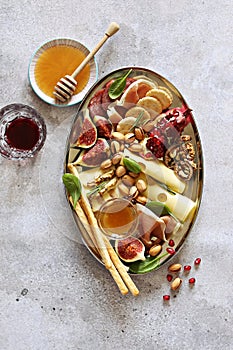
[137,96,163,118]
[146,88,172,110]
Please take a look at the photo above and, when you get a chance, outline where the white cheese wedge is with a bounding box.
[147,181,196,222]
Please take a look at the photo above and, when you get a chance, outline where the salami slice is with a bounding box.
[88,89,106,118]
[101,80,115,111]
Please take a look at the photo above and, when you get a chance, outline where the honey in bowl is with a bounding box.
[98,198,138,240]
[34,45,90,98]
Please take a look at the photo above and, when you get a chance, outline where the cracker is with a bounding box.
[158,86,173,100]
[137,96,163,117]
[146,88,172,110]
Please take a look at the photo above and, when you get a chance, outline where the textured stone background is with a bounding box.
[0,1,232,349]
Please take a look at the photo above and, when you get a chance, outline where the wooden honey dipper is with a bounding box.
[53,22,120,102]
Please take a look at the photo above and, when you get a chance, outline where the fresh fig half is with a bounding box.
[115,237,146,263]
[74,113,97,148]
[74,138,110,167]
[94,115,113,139]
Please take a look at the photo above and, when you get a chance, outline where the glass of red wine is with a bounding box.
[0,104,46,160]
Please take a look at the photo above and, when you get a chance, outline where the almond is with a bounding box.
[168,263,182,272]
[171,277,182,291]
[149,244,162,257]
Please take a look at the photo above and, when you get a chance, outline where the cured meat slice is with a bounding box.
[119,78,158,107]
[88,89,106,118]
[101,80,114,111]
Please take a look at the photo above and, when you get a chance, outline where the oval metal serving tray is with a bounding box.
[64,67,204,274]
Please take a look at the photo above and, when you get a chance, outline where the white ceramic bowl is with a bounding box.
[28,38,98,107]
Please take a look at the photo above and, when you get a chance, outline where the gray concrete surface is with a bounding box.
[0,0,232,349]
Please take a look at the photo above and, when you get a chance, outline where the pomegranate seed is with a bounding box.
[184,265,191,271]
[189,278,196,284]
[166,248,175,255]
[163,295,170,301]
[167,274,173,282]
[168,239,175,247]
[194,258,201,265]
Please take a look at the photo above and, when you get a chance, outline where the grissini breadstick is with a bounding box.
[104,237,139,296]
[108,265,129,295]
[68,163,112,269]
[70,196,129,295]
[70,197,101,258]
[78,195,113,269]
[67,163,139,296]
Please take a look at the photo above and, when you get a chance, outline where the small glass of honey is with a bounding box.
[98,198,138,240]
[0,103,46,160]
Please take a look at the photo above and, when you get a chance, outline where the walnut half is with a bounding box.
[174,161,193,181]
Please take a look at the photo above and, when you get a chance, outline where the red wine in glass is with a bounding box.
[5,117,40,150]
[0,104,46,159]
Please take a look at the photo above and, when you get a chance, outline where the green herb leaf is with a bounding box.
[87,181,108,197]
[62,173,81,209]
[108,69,132,99]
[123,157,141,174]
[129,252,168,274]
[145,201,173,217]
[129,110,146,131]
[146,201,179,222]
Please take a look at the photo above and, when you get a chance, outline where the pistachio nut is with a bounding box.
[112,153,122,165]
[115,165,127,178]
[122,174,136,187]
[136,179,147,193]
[128,171,140,178]
[124,133,136,144]
[128,143,143,153]
[100,159,112,170]
[134,127,144,141]
[110,140,121,154]
[118,182,130,196]
[111,131,125,142]
[136,195,147,205]
[129,186,139,198]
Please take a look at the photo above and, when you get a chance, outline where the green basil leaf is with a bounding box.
[123,157,141,174]
[108,69,132,99]
[62,173,81,209]
[146,201,179,222]
[129,252,168,274]
[145,201,172,217]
